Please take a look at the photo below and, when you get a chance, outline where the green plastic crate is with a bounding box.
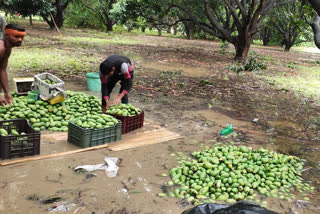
[67,120,122,148]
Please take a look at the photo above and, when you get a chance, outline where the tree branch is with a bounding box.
[249,0,266,34]
[81,0,106,23]
[202,0,232,39]
[171,3,221,38]
[223,0,242,30]
[235,0,247,18]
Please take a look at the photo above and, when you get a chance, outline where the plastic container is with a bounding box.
[108,111,144,134]
[33,72,65,100]
[220,124,233,135]
[13,77,34,95]
[27,91,39,101]
[0,119,40,159]
[86,72,101,92]
[68,120,122,148]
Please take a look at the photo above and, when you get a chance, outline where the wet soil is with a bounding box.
[0,22,320,213]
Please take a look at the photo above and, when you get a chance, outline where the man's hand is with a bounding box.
[102,105,106,113]
[4,93,13,105]
[102,98,111,113]
[0,94,6,105]
[111,95,122,106]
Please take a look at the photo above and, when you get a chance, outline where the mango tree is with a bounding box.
[1,0,52,26]
[80,0,118,32]
[171,0,298,60]
[115,0,179,36]
[269,1,312,51]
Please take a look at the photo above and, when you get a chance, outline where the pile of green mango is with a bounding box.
[164,145,314,205]
[106,103,141,117]
[43,79,56,85]
[70,114,118,129]
[0,91,120,131]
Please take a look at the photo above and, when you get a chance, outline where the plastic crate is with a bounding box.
[0,119,40,159]
[33,72,65,100]
[68,120,122,148]
[108,111,144,134]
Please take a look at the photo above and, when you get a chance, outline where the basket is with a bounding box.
[0,119,40,159]
[108,111,144,134]
[33,72,65,100]
[68,120,122,148]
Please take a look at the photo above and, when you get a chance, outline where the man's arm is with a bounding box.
[0,51,12,105]
[100,75,111,112]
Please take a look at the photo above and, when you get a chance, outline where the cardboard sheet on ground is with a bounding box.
[0,122,183,166]
[40,122,183,152]
[108,127,183,151]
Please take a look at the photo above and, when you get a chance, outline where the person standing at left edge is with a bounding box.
[0,23,26,105]
[99,54,134,113]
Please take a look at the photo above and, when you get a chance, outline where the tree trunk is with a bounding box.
[141,26,146,32]
[42,0,66,30]
[166,26,171,34]
[156,26,162,36]
[284,43,293,51]
[311,16,320,49]
[173,25,177,35]
[43,16,55,29]
[183,21,192,40]
[106,19,113,32]
[234,34,251,61]
[262,38,270,46]
[29,15,32,26]
[54,12,64,28]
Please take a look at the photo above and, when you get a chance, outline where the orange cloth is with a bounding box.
[5,29,26,36]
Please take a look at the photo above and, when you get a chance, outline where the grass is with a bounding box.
[9,47,100,75]
[262,66,320,100]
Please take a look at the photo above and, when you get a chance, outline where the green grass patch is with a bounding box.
[8,47,100,75]
[262,66,320,100]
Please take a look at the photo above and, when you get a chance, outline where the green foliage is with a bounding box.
[199,80,213,85]
[286,61,297,69]
[2,0,52,17]
[267,1,313,50]
[229,53,267,73]
[65,1,106,30]
[219,41,229,55]
[79,0,119,31]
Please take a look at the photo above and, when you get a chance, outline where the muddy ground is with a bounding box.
[1,23,320,214]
